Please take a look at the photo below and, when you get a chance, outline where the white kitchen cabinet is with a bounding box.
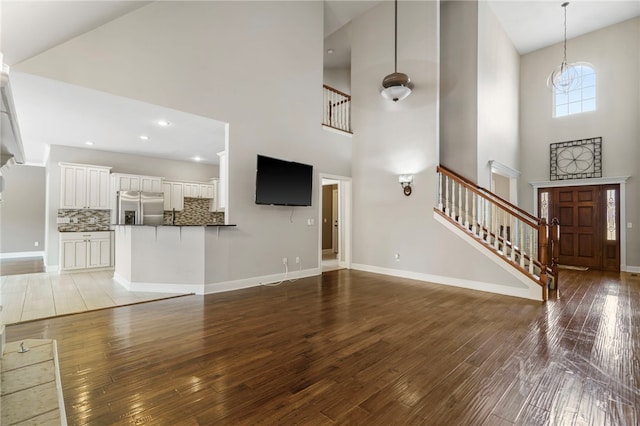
[112,173,162,194]
[60,163,111,209]
[60,231,112,271]
[199,184,215,199]
[183,183,201,198]
[162,181,184,211]
[141,176,162,193]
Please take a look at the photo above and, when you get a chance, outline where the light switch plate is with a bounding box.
[57,217,71,224]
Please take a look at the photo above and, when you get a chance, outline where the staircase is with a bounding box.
[435,165,559,301]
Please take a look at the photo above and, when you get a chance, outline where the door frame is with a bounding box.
[318,174,352,270]
[532,176,630,272]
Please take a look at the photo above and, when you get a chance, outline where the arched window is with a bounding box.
[553,64,596,117]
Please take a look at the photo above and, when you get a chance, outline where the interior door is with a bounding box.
[539,185,620,271]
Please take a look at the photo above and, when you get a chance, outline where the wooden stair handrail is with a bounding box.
[436,164,560,300]
[437,164,540,224]
[323,84,351,100]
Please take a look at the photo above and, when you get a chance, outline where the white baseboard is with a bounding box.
[624,265,640,273]
[113,267,321,295]
[204,267,321,294]
[45,265,59,273]
[351,263,543,301]
[0,251,44,259]
[113,273,202,294]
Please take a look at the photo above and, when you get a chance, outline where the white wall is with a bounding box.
[477,1,520,188]
[323,67,351,94]
[439,0,478,181]
[350,0,525,291]
[19,1,351,279]
[440,1,520,187]
[0,164,45,254]
[519,17,640,269]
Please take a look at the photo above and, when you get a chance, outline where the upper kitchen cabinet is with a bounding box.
[162,181,184,211]
[60,163,111,209]
[183,181,215,199]
[111,173,162,194]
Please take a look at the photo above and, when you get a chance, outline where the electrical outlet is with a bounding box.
[72,218,78,223]
[295,257,300,264]
[282,257,287,265]
[56,217,70,224]
[627,222,633,229]
[89,218,96,224]
[34,241,39,247]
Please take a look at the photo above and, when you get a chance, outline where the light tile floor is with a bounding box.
[1,270,187,325]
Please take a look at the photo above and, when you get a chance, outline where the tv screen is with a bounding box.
[255,155,313,206]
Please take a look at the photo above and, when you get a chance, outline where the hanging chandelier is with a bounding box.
[381,0,413,102]
[547,2,579,93]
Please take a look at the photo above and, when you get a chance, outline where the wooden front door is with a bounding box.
[538,185,620,271]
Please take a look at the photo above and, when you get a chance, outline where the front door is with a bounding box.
[539,185,620,271]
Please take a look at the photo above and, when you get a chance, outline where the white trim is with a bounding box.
[624,265,640,273]
[204,267,321,294]
[113,267,322,295]
[351,263,541,301]
[45,265,59,272]
[319,174,352,272]
[489,160,520,178]
[531,176,630,272]
[0,250,44,259]
[113,272,202,295]
[52,340,68,426]
[531,176,630,190]
[321,125,353,138]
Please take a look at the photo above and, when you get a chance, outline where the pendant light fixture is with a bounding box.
[381,0,413,102]
[547,2,579,93]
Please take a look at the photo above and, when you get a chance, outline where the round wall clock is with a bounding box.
[550,137,602,181]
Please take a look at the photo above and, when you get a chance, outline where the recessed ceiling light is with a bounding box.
[139,135,150,140]
[193,156,202,162]
[327,48,334,54]
[85,141,94,145]
[156,120,171,127]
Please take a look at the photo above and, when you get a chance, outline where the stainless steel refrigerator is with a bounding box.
[117,191,165,225]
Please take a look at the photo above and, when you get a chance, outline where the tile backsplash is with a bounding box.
[163,197,225,225]
[58,209,112,232]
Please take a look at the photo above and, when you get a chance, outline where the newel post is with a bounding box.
[538,218,549,301]
[550,217,560,291]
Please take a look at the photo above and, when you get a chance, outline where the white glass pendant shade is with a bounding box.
[547,61,579,93]
[381,72,414,102]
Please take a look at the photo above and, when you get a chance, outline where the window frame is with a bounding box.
[552,63,597,118]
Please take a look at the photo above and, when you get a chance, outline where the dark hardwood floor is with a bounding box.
[7,269,639,425]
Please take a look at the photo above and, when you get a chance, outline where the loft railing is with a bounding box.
[322,84,352,134]
[435,165,559,300]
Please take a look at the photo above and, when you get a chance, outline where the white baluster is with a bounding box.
[494,207,500,250]
[519,220,526,268]
[458,183,463,225]
[471,192,477,236]
[437,172,443,211]
[445,176,450,217]
[528,227,535,274]
[464,187,470,229]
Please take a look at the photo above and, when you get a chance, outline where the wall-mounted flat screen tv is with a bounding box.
[255,155,313,206]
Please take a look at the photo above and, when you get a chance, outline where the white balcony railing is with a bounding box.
[322,84,352,134]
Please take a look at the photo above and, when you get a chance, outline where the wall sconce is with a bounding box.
[399,174,413,196]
